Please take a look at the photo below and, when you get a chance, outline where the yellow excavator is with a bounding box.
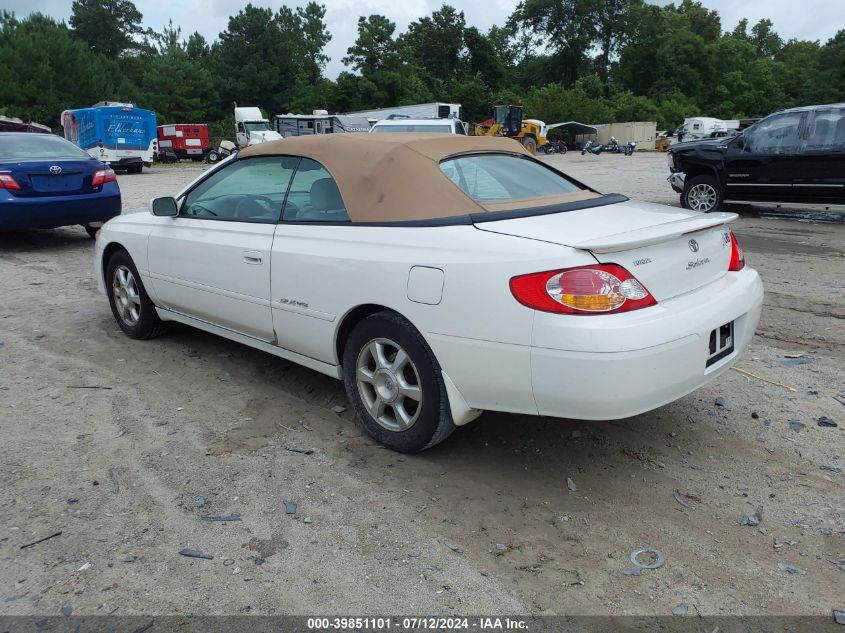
[472,104,547,153]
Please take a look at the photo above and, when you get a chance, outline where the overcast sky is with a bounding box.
[6,0,843,77]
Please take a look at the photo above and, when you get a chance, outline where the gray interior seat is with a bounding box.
[310,177,345,211]
[297,177,348,221]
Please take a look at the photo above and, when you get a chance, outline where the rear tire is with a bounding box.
[206,150,219,163]
[342,311,455,453]
[106,250,166,339]
[682,174,722,213]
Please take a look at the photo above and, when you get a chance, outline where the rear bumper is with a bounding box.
[0,184,121,229]
[530,268,763,419]
[432,267,763,420]
[111,157,143,168]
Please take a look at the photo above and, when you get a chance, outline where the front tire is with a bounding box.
[342,311,455,453]
[521,136,537,154]
[206,150,219,163]
[682,174,722,213]
[106,250,166,339]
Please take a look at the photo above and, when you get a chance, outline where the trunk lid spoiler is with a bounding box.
[571,212,737,253]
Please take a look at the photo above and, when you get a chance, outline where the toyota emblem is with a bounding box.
[688,239,699,253]
[49,165,62,175]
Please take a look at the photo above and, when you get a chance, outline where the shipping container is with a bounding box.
[594,121,657,148]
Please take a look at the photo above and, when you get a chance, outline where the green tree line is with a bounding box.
[1,0,843,135]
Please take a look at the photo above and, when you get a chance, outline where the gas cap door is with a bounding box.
[407,266,444,305]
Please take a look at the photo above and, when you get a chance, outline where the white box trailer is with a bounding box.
[595,121,657,148]
[345,102,461,122]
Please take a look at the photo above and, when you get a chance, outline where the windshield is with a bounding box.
[493,107,511,124]
[0,134,89,160]
[372,124,452,133]
[244,121,270,133]
[440,154,582,202]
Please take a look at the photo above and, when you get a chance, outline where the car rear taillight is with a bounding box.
[510,264,657,315]
[728,231,745,271]
[92,168,116,187]
[0,173,21,190]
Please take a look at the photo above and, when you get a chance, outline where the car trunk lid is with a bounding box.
[474,198,737,301]
[3,160,101,197]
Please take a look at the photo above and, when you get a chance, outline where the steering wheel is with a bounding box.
[283,200,300,219]
[233,195,279,220]
[189,203,217,217]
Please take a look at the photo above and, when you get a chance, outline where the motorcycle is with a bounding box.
[606,137,622,153]
[540,140,568,155]
[623,140,637,156]
[581,140,605,155]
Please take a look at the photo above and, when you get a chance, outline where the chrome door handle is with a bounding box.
[243,252,263,265]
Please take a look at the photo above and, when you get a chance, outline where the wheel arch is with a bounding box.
[334,303,412,365]
[681,161,722,189]
[101,241,129,285]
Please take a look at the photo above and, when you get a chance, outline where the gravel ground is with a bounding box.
[1,152,844,617]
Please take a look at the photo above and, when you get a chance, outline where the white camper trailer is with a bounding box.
[345,102,462,123]
[678,117,728,142]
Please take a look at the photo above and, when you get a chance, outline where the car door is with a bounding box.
[147,156,297,341]
[723,111,807,203]
[270,157,351,363]
[795,107,845,205]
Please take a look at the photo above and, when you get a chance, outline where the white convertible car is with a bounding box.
[95,134,763,452]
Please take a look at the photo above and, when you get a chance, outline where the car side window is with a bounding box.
[181,156,298,223]
[804,108,845,153]
[744,112,804,154]
[282,158,350,222]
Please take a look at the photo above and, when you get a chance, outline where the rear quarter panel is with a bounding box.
[270,224,596,413]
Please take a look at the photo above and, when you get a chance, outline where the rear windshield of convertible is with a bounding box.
[440,153,583,202]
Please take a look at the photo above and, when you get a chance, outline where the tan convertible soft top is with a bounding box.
[238,133,596,222]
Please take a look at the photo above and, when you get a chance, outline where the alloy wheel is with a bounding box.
[112,265,141,326]
[687,183,717,212]
[356,337,423,432]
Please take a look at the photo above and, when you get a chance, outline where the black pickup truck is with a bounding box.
[667,104,845,212]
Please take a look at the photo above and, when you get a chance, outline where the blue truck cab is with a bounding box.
[61,102,157,173]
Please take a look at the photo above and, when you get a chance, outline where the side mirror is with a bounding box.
[151,196,178,217]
